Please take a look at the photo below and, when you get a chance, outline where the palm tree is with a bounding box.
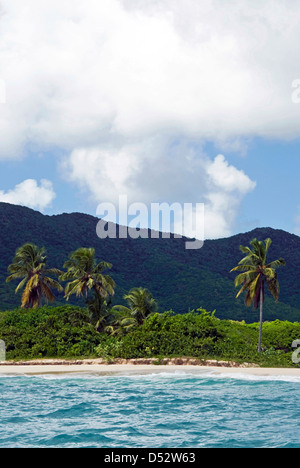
[60,247,115,304]
[6,243,63,309]
[86,294,114,332]
[111,287,158,334]
[230,238,285,352]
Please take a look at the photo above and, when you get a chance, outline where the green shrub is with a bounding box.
[0,305,299,367]
[0,306,102,359]
[95,309,224,359]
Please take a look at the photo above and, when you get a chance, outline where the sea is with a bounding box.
[0,370,299,448]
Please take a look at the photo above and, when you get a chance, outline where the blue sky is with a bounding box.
[0,0,300,239]
[206,137,300,236]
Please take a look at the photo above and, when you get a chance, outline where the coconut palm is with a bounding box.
[60,247,115,303]
[86,294,114,332]
[6,243,63,309]
[111,287,158,334]
[230,238,285,352]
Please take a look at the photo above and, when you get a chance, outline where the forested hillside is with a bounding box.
[0,202,299,322]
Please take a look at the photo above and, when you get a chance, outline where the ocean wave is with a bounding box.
[1,370,300,448]
[206,371,300,383]
[1,368,300,384]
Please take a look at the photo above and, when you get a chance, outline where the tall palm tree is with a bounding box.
[60,247,115,304]
[230,238,285,352]
[6,243,63,309]
[111,287,158,334]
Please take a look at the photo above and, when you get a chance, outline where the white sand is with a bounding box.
[0,364,299,377]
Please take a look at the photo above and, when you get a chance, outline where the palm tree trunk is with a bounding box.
[258,286,263,353]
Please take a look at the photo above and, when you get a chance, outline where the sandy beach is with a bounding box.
[0,362,299,377]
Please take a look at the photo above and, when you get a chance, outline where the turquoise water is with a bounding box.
[0,370,300,448]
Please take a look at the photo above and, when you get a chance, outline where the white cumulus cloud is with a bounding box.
[1,0,297,237]
[0,179,56,212]
[0,0,299,157]
[64,145,256,239]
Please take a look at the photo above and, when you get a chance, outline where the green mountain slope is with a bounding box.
[0,202,299,322]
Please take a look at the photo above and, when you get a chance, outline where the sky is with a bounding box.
[0,0,300,240]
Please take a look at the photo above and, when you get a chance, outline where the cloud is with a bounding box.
[0,0,296,236]
[206,155,256,195]
[65,145,256,239]
[0,0,300,158]
[0,179,56,212]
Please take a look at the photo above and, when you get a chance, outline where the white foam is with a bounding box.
[208,371,300,383]
[105,369,300,384]
[1,368,300,383]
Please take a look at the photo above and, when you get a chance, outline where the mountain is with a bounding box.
[0,202,299,323]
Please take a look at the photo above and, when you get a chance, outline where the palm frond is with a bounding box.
[236,279,252,298]
[41,283,56,304]
[264,238,272,258]
[64,279,85,300]
[266,258,286,269]
[267,278,280,302]
[21,277,35,309]
[94,261,112,273]
[44,277,64,292]
[263,268,276,280]
[239,245,258,258]
[230,265,258,273]
[234,270,257,287]
[44,268,63,277]
[15,277,28,294]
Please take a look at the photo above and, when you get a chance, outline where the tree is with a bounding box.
[111,287,158,334]
[60,247,115,306]
[230,238,285,352]
[6,243,63,309]
[86,294,114,332]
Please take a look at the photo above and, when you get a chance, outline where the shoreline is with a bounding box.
[0,358,299,377]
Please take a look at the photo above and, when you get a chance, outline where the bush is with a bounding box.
[95,309,224,359]
[95,311,300,367]
[0,305,299,367]
[0,306,102,359]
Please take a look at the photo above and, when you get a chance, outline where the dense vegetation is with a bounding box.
[0,306,101,358]
[0,202,300,322]
[1,203,299,369]
[0,305,299,367]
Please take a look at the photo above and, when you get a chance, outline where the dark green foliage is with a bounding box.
[6,243,63,309]
[60,247,115,301]
[249,320,300,352]
[0,203,300,322]
[101,309,222,359]
[0,305,299,367]
[111,287,158,334]
[0,306,102,359]
[95,309,300,367]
